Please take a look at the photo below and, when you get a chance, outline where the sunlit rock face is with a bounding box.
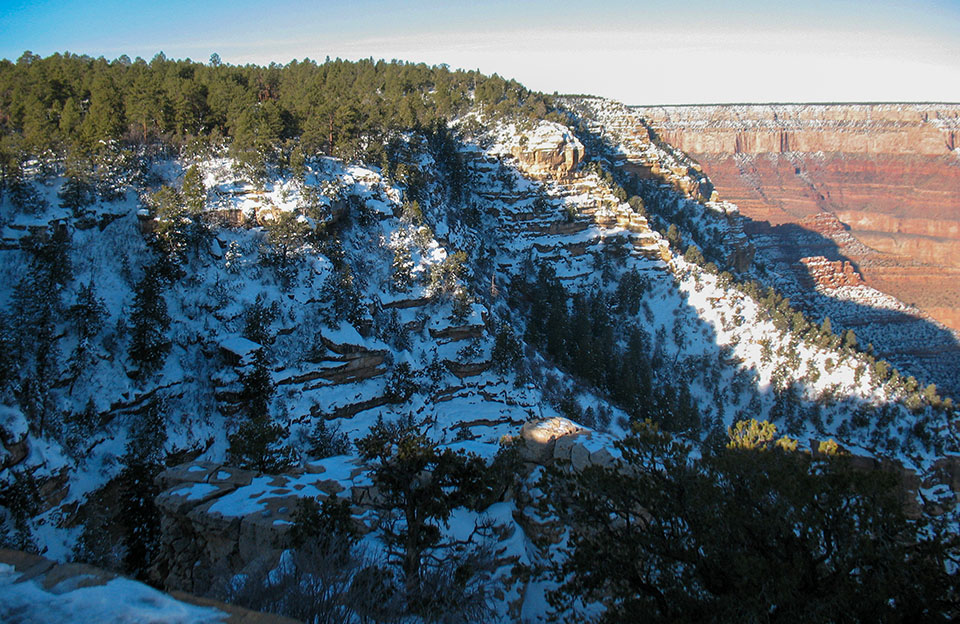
[636,103,960,332]
[503,121,585,180]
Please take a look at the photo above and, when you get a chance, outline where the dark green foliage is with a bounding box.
[222,495,402,623]
[355,416,491,600]
[616,268,648,316]
[262,210,310,283]
[290,496,358,548]
[666,223,682,249]
[425,120,471,204]
[8,177,49,214]
[118,398,166,579]
[490,322,522,374]
[128,264,171,376]
[0,311,16,397]
[513,264,672,426]
[58,168,96,215]
[227,349,294,473]
[391,244,415,293]
[430,250,468,296]
[842,328,858,350]
[216,527,403,624]
[0,52,558,165]
[451,289,472,324]
[22,224,72,288]
[242,294,280,346]
[150,182,208,262]
[64,397,102,457]
[10,227,71,435]
[0,468,41,551]
[228,415,293,474]
[543,422,960,623]
[307,419,351,459]
[683,244,704,266]
[320,266,364,328]
[68,281,107,341]
[384,362,419,404]
[66,281,107,387]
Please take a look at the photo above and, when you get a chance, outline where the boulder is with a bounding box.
[520,417,583,464]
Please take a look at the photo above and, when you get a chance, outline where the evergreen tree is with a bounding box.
[390,244,414,293]
[118,398,167,579]
[842,328,857,350]
[543,420,959,623]
[64,397,101,457]
[490,322,522,374]
[227,349,294,473]
[66,281,107,387]
[180,164,210,252]
[355,416,491,605]
[150,185,188,261]
[242,294,280,346]
[306,419,351,459]
[12,228,71,436]
[263,210,309,282]
[128,265,171,377]
[58,156,96,216]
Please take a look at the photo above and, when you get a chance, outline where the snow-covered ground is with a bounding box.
[1,110,956,621]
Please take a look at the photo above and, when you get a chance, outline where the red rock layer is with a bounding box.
[799,256,865,289]
[636,104,960,331]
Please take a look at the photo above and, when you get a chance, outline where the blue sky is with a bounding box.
[2,0,959,104]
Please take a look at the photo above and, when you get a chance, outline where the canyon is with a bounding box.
[634,103,960,335]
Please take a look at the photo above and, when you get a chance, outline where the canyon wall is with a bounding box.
[634,103,960,334]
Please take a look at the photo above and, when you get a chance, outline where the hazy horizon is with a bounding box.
[2,0,959,105]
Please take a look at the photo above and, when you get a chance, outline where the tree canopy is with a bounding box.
[0,52,560,168]
[542,419,960,623]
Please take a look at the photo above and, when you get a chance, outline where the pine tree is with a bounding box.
[67,281,107,387]
[118,398,167,579]
[128,265,171,377]
[543,421,959,623]
[263,211,309,282]
[820,316,833,347]
[307,420,351,459]
[227,349,294,473]
[842,328,858,350]
[58,156,96,216]
[242,294,280,346]
[12,228,71,436]
[490,322,522,374]
[355,416,490,603]
[64,397,101,457]
[180,164,210,252]
[150,185,188,261]
[390,245,414,293]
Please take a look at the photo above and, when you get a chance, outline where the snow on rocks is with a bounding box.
[0,549,304,623]
[487,120,585,180]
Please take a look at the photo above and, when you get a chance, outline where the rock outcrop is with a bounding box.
[799,256,865,290]
[500,121,585,180]
[0,548,299,623]
[518,417,618,470]
[152,460,365,594]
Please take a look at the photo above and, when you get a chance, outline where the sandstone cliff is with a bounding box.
[635,103,960,336]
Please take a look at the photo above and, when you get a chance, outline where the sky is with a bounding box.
[2,0,959,104]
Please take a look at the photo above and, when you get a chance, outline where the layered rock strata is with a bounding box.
[634,103,960,333]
